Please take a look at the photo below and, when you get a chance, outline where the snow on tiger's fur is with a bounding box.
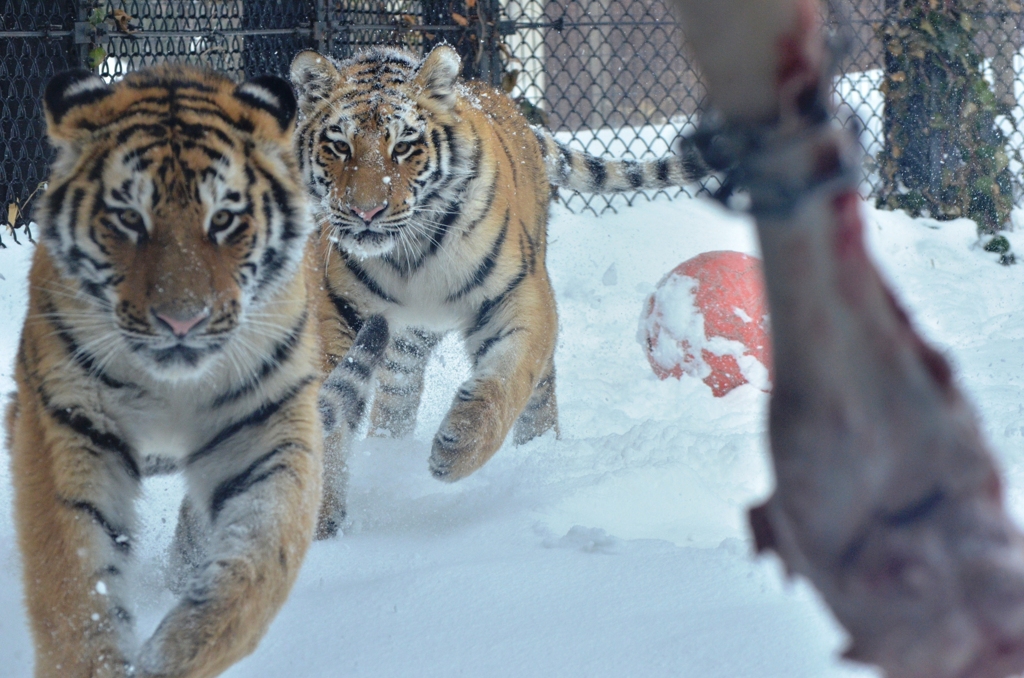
[6,64,331,678]
[290,45,707,533]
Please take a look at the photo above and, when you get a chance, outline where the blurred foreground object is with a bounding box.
[639,251,771,397]
[670,0,1024,676]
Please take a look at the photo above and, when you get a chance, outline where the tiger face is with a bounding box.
[39,66,307,380]
[290,47,462,258]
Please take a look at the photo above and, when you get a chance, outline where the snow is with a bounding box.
[642,274,707,375]
[3,194,1024,677]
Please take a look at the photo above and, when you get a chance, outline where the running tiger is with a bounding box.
[290,45,706,531]
[6,65,324,677]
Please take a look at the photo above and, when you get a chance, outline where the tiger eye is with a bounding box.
[211,209,234,229]
[393,141,412,156]
[120,209,143,227]
[332,140,350,157]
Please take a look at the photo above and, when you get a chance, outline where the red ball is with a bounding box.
[639,251,772,397]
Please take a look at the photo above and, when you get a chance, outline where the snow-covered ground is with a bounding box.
[3,193,1024,677]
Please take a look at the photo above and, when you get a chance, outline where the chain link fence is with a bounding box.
[828,1,1024,219]
[3,0,1024,239]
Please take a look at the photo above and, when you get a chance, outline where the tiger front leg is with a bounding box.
[430,285,558,481]
[316,422,353,540]
[368,327,442,438]
[8,393,141,678]
[167,498,206,595]
[135,390,322,678]
[315,314,390,539]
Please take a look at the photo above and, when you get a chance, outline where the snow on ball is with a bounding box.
[638,250,772,397]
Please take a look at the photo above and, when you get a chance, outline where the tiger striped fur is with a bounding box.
[290,45,706,533]
[6,65,325,677]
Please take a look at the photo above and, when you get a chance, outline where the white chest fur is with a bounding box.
[106,379,230,463]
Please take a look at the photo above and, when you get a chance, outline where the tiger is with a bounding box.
[290,44,708,535]
[5,64,328,677]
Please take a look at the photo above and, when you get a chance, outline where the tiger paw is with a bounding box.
[429,398,503,481]
[315,511,343,540]
[429,429,479,481]
[315,491,345,540]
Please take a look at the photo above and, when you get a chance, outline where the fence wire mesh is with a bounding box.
[3,0,1024,236]
[2,1,76,243]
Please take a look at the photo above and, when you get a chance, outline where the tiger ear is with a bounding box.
[290,50,340,115]
[415,44,461,110]
[43,70,113,142]
[234,75,298,133]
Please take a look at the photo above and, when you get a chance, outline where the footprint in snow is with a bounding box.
[542,526,624,554]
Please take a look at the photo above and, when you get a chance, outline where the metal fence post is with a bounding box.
[75,0,93,69]
[315,0,328,55]
[479,0,504,87]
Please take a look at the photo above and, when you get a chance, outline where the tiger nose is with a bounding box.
[352,204,385,224]
[155,308,210,338]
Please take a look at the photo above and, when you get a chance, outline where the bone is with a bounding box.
[668,1,1024,677]
[669,0,802,121]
